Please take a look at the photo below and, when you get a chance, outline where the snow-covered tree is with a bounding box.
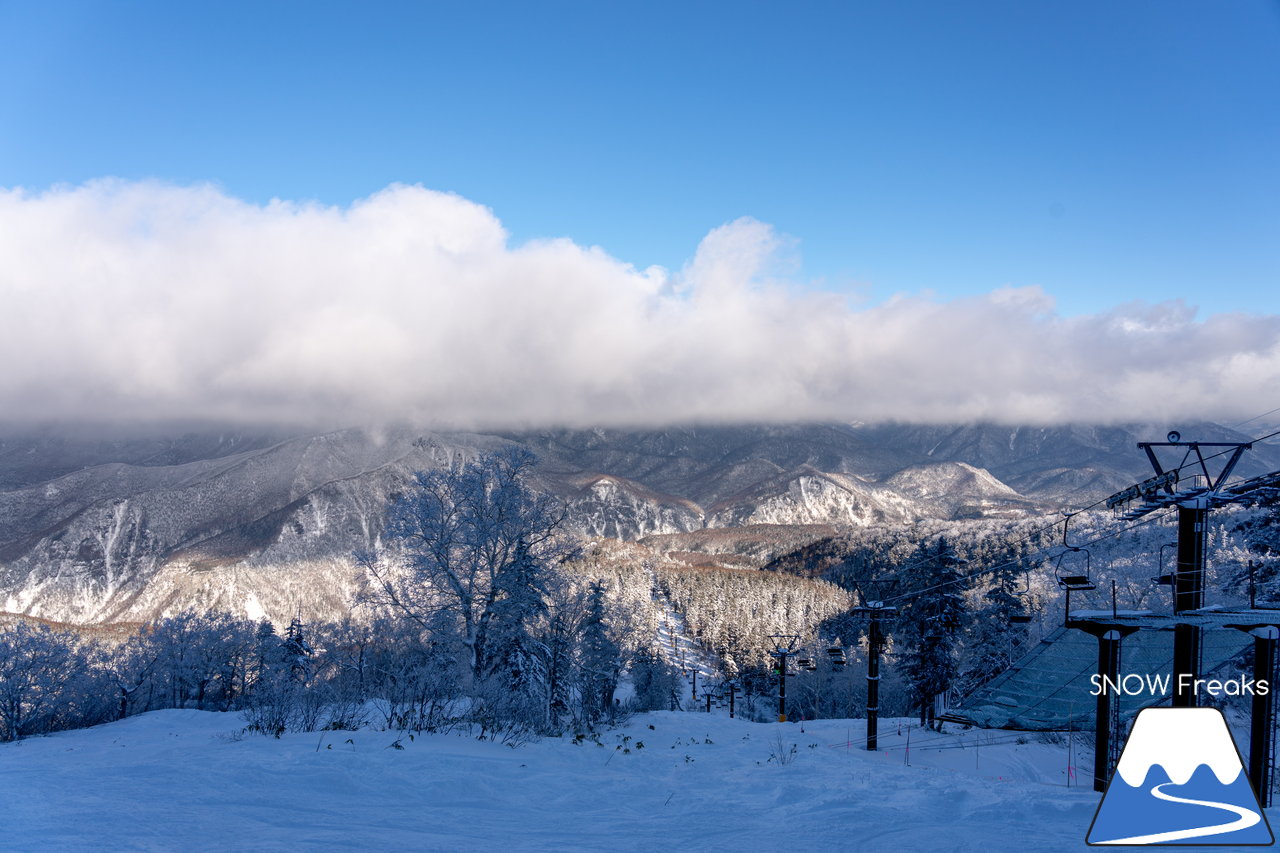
[898,537,968,730]
[627,644,682,712]
[962,561,1032,693]
[108,629,161,720]
[482,542,551,726]
[577,580,621,725]
[282,616,314,680]
[0,622,76,741]
[373,448,571,685]
[146,611,255,711]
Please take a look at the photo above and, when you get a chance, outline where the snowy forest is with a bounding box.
[3,447,1280,744]
[0,450,683,743]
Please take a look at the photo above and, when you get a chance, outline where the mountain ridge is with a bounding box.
[1,420,1274,625]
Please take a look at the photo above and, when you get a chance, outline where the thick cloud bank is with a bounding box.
[1,180,1277,427]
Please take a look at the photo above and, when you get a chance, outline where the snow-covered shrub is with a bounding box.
[143,611,257,712]
[365,621,463,733]
[0,621,109,740]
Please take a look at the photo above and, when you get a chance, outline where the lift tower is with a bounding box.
[1086,434,1280,797]
[851,603,896,751]
[768,634,801,723]
[1110,433,1251,705]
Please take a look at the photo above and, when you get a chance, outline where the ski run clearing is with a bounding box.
[4,708,1267,852]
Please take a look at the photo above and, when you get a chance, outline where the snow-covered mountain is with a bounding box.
[1,421,1273,625]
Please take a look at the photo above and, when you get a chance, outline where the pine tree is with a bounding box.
[282,617,313,682]
[484,542,550,722]
[899,536,968,730]
[254,619,277,657]
[578,580,621,726]
[962,562,1031,693]
[628,644,681,712]
[543,612,574,726]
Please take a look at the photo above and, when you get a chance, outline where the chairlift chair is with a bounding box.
[1054,513,1096,590]
[1008,565,1035,624]
[1055,546,1096,626]
[1150,543,1179,611]
[1055,549,1096,592]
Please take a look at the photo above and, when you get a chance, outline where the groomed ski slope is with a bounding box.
[0,708,1263,852]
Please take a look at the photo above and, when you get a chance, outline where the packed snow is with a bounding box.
[4,707,1268,852]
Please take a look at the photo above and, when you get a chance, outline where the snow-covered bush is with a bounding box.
[0,621,110,740]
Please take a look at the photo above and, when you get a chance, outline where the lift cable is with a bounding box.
[865,424,1280,610]
[876,510,1170,607]
[1231,405,1280,433]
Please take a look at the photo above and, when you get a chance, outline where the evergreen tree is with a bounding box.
[628,644,681,712]
[484,542,550,723]
[254,619,278,670]
[282,616,313,681]
[578,580,621,725]
[962,563,1031,693]
[542,612,574,725]
[898,537,968,730]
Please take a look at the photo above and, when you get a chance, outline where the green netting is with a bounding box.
[947,626,1251,731]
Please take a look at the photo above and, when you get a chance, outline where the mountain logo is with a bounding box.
[1087,707,1274,846]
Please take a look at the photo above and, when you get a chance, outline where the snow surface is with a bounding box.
[653,583,720,708]
[1,709,1266,852]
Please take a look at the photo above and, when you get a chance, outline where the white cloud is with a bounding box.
[1,179,1277,427]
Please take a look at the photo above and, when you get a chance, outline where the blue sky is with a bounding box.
[3,0,1277,317]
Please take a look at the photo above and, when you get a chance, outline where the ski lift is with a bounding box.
[827,646,846,667]
[1055,548,1096,626]
[1053,514,1096,625]
[1009,566,1034,624]
[1150,542,1178,587]
[797,656,813,669]
[1055,514,1096,591]
[1055,548,1096,591]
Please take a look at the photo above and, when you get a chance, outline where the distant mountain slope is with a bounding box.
[0,421,1272,624]
[0,428,287,490]
[508,425,915,507]
[851,422,1280,498]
